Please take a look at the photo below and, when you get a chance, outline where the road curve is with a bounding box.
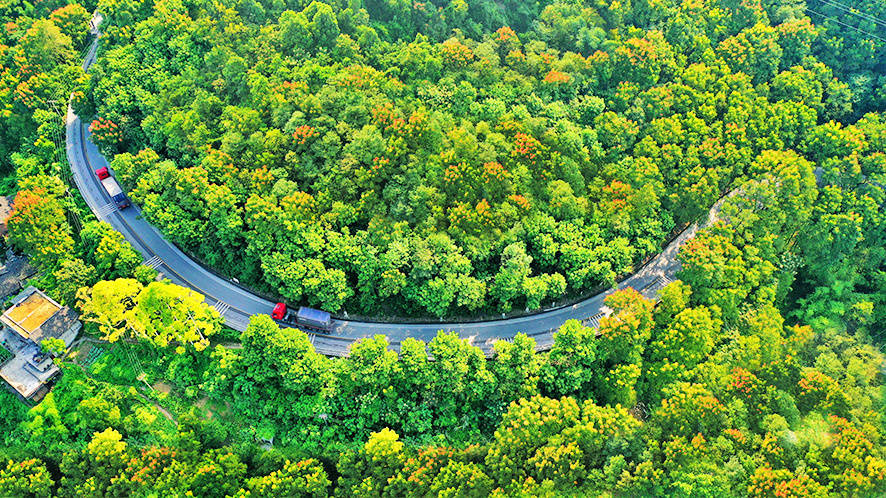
[66,22,721,357]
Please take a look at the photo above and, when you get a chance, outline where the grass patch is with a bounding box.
[214,325,241,342]
[88,343,139,384]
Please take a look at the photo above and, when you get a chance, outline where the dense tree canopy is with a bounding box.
[0,0,885,495]
[76,0,884,318]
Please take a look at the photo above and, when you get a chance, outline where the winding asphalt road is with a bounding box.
[66,21,724,357]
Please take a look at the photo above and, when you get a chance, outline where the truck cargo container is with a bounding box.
[100,176,130,209]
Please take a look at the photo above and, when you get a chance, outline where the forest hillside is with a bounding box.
[0,0,884,495]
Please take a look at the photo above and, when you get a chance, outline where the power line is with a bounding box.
[814,0,886,29]
[806,7,886,43]
[46,99,84,235]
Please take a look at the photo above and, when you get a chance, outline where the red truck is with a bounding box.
[272,303,332,332]
[95,167,130,209]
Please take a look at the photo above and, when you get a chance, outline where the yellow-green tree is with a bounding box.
[0,458,54,498]
[243,459,330,497]
[337,428,405,496]
[77,279,221,351]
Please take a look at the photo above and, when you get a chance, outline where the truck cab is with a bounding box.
[95,166,110,180]
[272,302,286,320]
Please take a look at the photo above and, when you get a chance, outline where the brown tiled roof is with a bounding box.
[30,385,50,403]
[0,257,36,300]
[34,306,79,341]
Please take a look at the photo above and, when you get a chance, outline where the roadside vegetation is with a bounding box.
[77,0,883,319]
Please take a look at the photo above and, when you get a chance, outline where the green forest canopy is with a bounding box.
[76,0,884,318]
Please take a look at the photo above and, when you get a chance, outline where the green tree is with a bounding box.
[717,23,783,84]
[491,333,542,405]
[337,428,405,496]
[77,279,221,350]
[0,458,54,498]
[429,461,493,498]
[245,459,330,497]
[49,4,90,50]
[643,306,722,401]
[484,395,581,486]
[80,221,141,279]
[59,428,129,497]
[651,382,727,438]
[541,319,598,397]
[40,337,67,356]
[207,314,332,446]
[19,18,74,69]
[52,258,97,306]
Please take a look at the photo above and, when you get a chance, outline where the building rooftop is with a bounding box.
[5,291,59,336]
[39,307,81,343]
[0,326,57,399]
[1,287,73,342]
[0,255,36,301]
[0,287,81,400]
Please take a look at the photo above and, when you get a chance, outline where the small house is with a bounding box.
[0,286,81,402]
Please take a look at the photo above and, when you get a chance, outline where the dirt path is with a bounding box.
[145,396,176,423]
[216,342,243,349]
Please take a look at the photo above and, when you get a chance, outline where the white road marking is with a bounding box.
[585,312,607,335]
[213,301,231,317]
[95,202,116,217]
[143,255,162,269]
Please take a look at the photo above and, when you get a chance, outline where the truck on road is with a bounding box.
[272,303,332,332]
[95,167,130,209]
